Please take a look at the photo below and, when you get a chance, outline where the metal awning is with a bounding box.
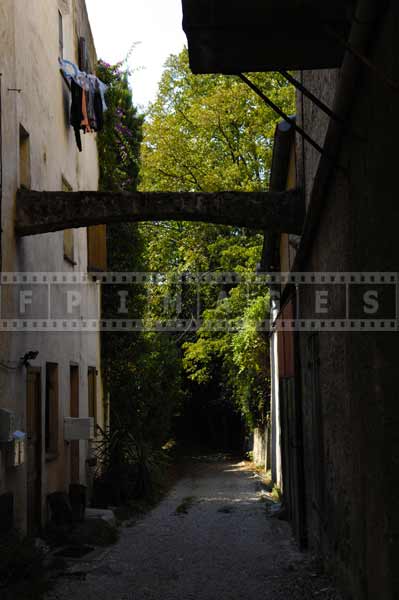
[182,0,353,73]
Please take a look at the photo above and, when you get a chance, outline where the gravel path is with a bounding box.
[48,458,342,600]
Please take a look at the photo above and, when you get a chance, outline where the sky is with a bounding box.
[85,0,187,109]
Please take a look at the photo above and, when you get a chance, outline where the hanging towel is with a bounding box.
[70,80,84,151]
[81,88,91,134]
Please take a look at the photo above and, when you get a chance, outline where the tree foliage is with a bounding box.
[140,49,295,428]
[97,60,183,468]
[140,49,294,193]
[97,59,143,193]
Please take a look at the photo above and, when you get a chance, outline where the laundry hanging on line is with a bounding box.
[59,58,108,152]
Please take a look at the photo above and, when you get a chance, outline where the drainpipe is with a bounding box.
[0,73,2,271]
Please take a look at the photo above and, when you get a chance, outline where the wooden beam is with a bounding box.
[15,189,304,236]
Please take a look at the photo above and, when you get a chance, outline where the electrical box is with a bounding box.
[0,409,15,443]
[5,431,26,468]
[64,418,94,441]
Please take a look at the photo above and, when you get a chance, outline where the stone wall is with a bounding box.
[295,5,399,599]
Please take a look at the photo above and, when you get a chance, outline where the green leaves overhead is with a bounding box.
[140,48,294,193]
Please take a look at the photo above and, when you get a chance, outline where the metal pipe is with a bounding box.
[0,74,2,271]
[238,74,328,159]
[0,74,2,191]
[279,70,344,124]
[280,70,365,142]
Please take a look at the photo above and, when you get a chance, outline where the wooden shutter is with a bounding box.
[62,178,75,264]
[45,363,59,457]
[88,367,97,431]
[87,225,107,272]
[26,368,42,534]
[70,366,80,483]
[78,37,89,72]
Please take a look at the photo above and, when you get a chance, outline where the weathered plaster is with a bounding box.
[0,0,103,532]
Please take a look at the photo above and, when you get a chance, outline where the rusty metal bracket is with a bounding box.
[279,70,343,124]
[238,74,344,171]
[238,74,324,155]
[279,70,364,142]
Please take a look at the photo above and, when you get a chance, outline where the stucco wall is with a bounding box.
[0,0,103,531]
[253,426,270,470]
[296,5,399,599]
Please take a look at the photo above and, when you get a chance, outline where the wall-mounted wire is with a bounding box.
[0,361,19,372]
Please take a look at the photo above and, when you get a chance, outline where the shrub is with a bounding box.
[0,532,48,599]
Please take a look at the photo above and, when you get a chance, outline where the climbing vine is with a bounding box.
[96,59,142,193]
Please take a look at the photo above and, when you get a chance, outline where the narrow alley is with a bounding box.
[1,2,399,599]
[48,457,341,600]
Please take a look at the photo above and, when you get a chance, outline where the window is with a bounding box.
[62,177,75,264]
[45,363,59,458]
[58,10,64,58]
[19,125,31,190]
[88,367,97,432]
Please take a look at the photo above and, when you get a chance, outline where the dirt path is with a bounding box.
[48,458,341,600]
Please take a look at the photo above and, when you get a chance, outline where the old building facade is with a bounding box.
[183,0,399,598]
[262,4,399,599]
[0,0,105,534]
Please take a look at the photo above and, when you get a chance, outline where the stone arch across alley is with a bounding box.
[15,189,303,236]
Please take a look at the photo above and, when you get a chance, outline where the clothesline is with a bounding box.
[59,58,108,152]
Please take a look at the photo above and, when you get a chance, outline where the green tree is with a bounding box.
[96,60,183,501]
[97,59,146,427]
[140,48,294,429]
[97,60,143,193]
[140,49,294,193]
